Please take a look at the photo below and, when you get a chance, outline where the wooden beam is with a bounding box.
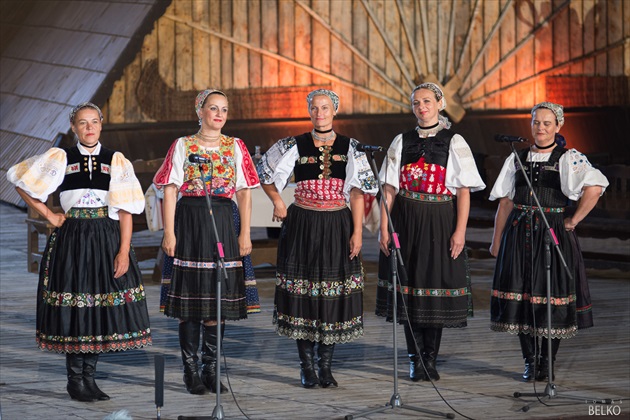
[419,0,433,75]
[444,0,456,79]
[455,0,481,72]
[395,0,424,78]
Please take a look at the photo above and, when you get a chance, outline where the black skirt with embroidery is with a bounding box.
[37,208,152,354]
[375,194,472,328]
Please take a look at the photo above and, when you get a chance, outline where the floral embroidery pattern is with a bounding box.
[276,273,364,297]
[42,285,147,308]
[37,328,152,353]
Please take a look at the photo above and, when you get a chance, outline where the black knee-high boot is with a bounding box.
[422,328,443,381]
[66,353,97,402]
[536,337,560,381]
[318,343,338,388]
[404,324,426,382]
[83,353,110,400]
[297,339,318,388]
[179,321,205,394]
[201,323,227,394]
[519,334,538,381]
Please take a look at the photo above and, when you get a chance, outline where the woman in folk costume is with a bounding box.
[7,102,152,402]
[257,89,378,388]
[489,102,608,381]
[153,89,260,394]
[376,83,485,381]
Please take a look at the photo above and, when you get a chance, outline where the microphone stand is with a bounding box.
[345,150,453,420]
[180,161,229,420]
[505,142,612,412]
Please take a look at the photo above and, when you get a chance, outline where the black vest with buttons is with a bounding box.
[513,147,569,207]
[401,128,455,167]
[58,145,115,193]
[293,133,350,181]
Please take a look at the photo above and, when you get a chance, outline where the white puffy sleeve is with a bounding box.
[560,149,609,200]
[378,134,404,193]
[153,138,187,189]
[256,136,299,193]
[489,154,517,201]
[445,134,486,195]
[108,152,145,219]
[343,138,378,199]
[6,147,67,202]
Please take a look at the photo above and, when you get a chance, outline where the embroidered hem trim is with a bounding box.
[294,196,347,210]
[514,204,565,213]
[399,189,452,202]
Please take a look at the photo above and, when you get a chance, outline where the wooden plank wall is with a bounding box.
[102,0,630,124]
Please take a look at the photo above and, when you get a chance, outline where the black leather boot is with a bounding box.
[297,339,319,388]
[422,328,443,381]
[404,324,426,382]
[201,323,227,394]
[179,321,205,394]
[318,343,338,388]
[82,353,110,400]
[66,353,97,402]
[536,337,560,381]
[519,334,537,382]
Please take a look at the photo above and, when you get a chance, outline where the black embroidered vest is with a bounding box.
[293,133,350,182]
[401,128,454,167]
[58,146,115,193]
[513,147,569,207]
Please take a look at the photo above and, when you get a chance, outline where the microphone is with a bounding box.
[355,143,384,153]
[189,154,210,163]
[494,134,528,143]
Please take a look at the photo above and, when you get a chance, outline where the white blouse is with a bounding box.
[6,143,145,220]
[379,132,486,195]
[489,148,609,201]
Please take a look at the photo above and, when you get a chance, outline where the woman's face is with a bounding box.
[531,108,560,146]
[308,95,336,130]
[412,88,441,126]
[200,94,229,131]
[72,108,101,147]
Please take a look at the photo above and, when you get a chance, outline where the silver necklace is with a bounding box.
[311,129,336,142]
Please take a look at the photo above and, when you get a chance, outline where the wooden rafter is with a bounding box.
[444,0,456,80]
[359,0,415,89]
[455,0,481,75]
[163,13,410,109]
[419,0,433,75]
[395,0,425,78]
[459,0,571,101]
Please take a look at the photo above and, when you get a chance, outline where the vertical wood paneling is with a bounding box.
[468,0,483,109]
[399,0,418,83]
[192,0,209,90]
[484,0,500,109]
[515,0,535,108]
[454,0,473,83]
[220,0,234,89]
[294,1,311,86]
[109,79,125,123]
[367,0,386,112]
[552,0,570,75]
[352,0,369,113]
[330,0,353,112]
[384,0,400,99]
[311,0,330,86]
[499,0,516,108]
[624,0,630,77]
[534,0,552,103]
[594,0,607,76]
[124,55,142,121]
[248,0,262,87]
[568,1,583,75]
[174,0,192,91]
[209,0,221,88]
[582,0,595,74]
[607,0,623,76]
[157,2,175,87]
[277,0,294,87]
[232,0,249,88]
[414,0,428,78]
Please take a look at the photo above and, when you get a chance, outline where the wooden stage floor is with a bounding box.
[0,203,628,420]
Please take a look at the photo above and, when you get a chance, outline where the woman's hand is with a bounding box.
[379,228,391,256]
[349,231,362,260]
[489,241,500,258]
[162,231,176,257]
[47,211,66,228]
[238,233,252,257]
[564,217,577,232]
[113,251,130,278]
[450,229,465,259]
[272,199,287,223]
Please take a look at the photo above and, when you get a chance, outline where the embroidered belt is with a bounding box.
[398,189,452,202]
[514,204,565,213]
[66,207,108,219]
[294,196,347,211]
